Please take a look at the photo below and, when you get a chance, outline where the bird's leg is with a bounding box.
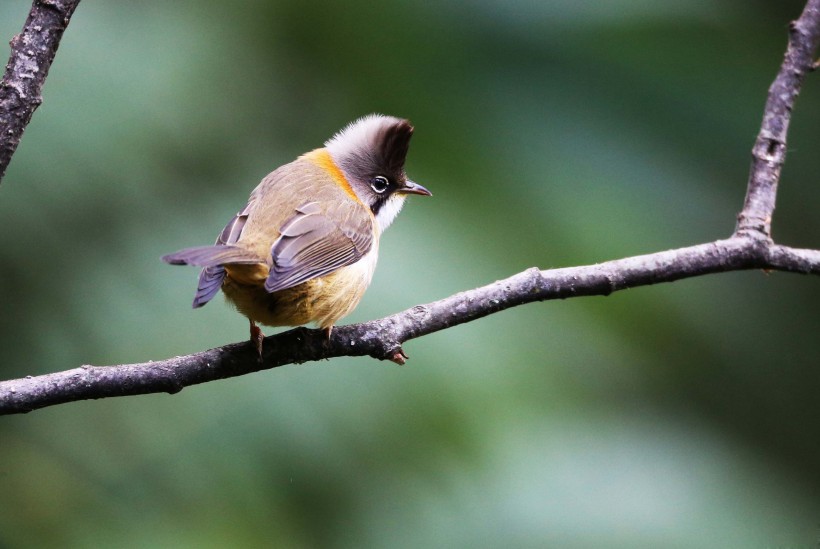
[249,319,264,358]
[320,325,334,352]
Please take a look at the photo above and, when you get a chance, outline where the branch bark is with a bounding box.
[735,0,820,239]
[1,0,819,414]
[0,0,82,183]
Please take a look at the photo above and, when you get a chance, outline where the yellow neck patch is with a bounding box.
[303,148,361,204]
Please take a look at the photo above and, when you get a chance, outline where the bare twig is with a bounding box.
[1,1,820,414]
[0,0,82,183]
[735,0,820,238]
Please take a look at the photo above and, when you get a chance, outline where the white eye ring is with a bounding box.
[370,176,389,193]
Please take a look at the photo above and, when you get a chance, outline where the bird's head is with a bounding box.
[325,114,431,232]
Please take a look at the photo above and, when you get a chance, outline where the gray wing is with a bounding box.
[264,201,373,293]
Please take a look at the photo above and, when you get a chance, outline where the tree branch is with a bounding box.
[0,0,82,183]
[1,0,820,414]
[1,237,819,415]
[735,0,820,239]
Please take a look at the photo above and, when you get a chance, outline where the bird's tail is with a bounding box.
[161,245,262,267]
[162,245,264,308]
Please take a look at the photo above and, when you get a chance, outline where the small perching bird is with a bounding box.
[162,114,431,354]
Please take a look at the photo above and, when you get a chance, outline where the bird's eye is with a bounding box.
[370,176,390,193]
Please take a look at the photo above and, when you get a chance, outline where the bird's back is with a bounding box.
[219,152,378,328]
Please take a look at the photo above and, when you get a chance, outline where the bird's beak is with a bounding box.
[400,179,432,197]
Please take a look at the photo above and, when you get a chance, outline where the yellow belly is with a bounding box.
[221,248,378,329]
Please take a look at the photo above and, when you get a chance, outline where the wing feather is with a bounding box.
[264,201,373,293]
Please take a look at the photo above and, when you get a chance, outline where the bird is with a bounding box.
[162,114,431,355]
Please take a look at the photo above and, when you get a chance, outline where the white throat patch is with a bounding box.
[375,193,407,234]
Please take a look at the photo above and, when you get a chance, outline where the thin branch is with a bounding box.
[1,237,819,415]
[0,0,82,183]
[735,0,820,239]
[1,1,820,414]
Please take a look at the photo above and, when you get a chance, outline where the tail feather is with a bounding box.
[161,245,262,267]
[163,244,265,308]
[193,266,226,308]
[164,204,256,309]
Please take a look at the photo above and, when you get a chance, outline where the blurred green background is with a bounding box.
[1,0,819,547]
